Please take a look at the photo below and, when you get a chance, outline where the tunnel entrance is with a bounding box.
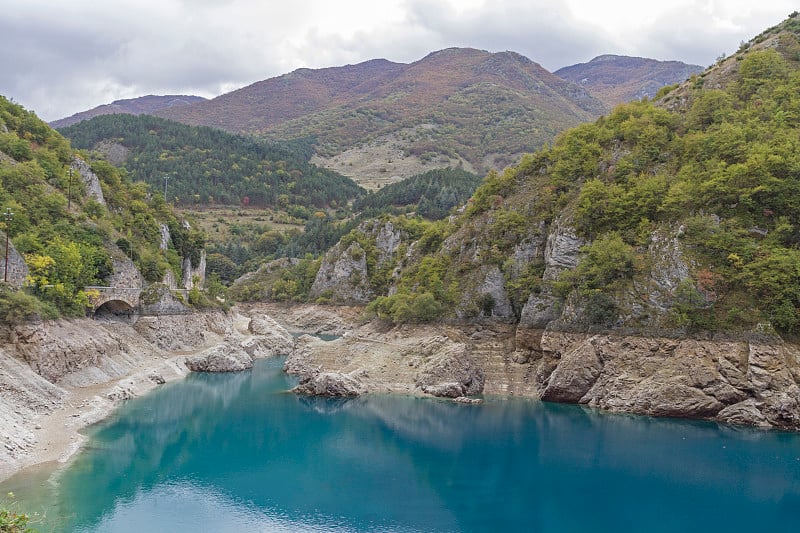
[94,299,136,322]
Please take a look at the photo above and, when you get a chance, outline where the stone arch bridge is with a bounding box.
[86,286,142,316]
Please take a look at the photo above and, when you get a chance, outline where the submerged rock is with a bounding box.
[454,396,483,405]
[185,344,253,372]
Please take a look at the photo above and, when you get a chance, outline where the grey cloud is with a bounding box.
[402,0,615,70]
[623,4,798,67]
[1,0,796,121]
[293,0,614,72]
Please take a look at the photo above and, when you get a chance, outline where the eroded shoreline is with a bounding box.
[3,303,800,484]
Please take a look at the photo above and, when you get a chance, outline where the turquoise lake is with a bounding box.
[4,357,800,532]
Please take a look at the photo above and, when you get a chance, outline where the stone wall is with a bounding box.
[0,231,29,288]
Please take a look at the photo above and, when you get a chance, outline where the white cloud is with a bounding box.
[0,0,795,121]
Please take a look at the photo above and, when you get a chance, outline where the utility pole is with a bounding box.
[4,208,13,283]
[164,175,171,203]
[67,167,73,210]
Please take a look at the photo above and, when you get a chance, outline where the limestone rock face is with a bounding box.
[277,305,354,336]
[137,284,191,317]
[375,220,402,262]
[284,322,486,399]
[0,347,64,464]
[246,315,295,356]
[71,157,106,205]
[0,231,29,288]
[185,344,254,372]
[133,314,204,351]
[7,319,160,383]
[541,336,604,402]
[717,399,770,427]
[456,265,515,319]
[645,228,691,313]
[518,290,560,329]
[108,252,143,290]
[528,332,800,429]
[293,372,364,397]
[309,220,414,305]
[542,217,583,280]
[182,250,206,290]
[309,241,372,304]
[414,337,485,397]
[517,217,582,329]
[159,223,171,251]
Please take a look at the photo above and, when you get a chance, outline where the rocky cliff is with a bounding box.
[268,303,800,430]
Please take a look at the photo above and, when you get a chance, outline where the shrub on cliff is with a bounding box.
[0,284,58,323]
[367,291,445,324]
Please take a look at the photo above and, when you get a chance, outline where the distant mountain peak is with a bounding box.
[555,55,703,107]
[50,94,207,128]
[154,47,606,184]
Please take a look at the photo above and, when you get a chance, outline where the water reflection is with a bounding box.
[7,357,800,532]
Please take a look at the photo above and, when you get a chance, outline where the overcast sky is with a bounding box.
[2,0,796,121]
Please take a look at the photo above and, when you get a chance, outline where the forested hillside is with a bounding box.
[555,55,703,107]
[0,96,200,319]
[209,167,481,287]
[156,48,605,182]
[50,95,207,129]
[354,167,482,219]
[261,13,800,336]
[59,114,364,210]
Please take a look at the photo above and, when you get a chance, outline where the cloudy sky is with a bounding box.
[2,0,796,121]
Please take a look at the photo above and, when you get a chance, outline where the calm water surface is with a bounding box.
[3,357,800,532]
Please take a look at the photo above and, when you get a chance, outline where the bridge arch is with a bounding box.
[94,299,137,322]
[87,286,142,321]
[95,298,134,313]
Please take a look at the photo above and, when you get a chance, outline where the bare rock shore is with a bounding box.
[256,304,800,431]
[0,308,293,483]
[3,302,800,484]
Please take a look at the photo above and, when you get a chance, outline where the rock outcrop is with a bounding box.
[413,336,485,397]
[309,240,372,304]
[185,344,254,372]
[0,306,301,481]
[512,331,800,429]
[247,314,295,356]
[293,371,365,397]
[283,322,486,399]
[274,304,800,430]
[70,157,106,205]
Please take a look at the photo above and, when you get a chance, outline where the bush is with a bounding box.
[563,232,637,291]
[0,285,58,323]
[0,494,37,533]
[367,291,446,324]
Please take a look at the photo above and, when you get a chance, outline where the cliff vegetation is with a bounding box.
[268,14,800,336]
[0,96,205,320]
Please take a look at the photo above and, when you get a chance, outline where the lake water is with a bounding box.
[3,357,800,532]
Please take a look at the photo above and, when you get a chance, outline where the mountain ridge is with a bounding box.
[555,54,703,107]
[52,49,704,187]
[50,94,207,129]
[153,47,607,184]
